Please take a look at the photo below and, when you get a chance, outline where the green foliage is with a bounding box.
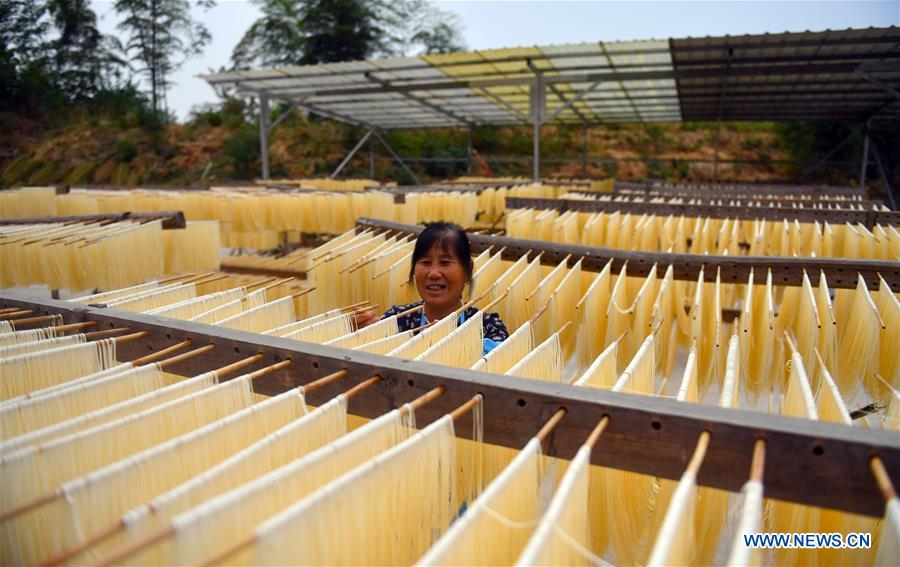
[775,122,860,180]
[644,124,670,154]
[645,158,671,180]
[740,138,766,152]
[87,84,151,119]
[115,138,138,162]
[46,0,128,100]
[234,0,377,67]
[28,160,59,184]
[111,162,130,184]
[114,0,214,113]
[2,154,37,186]
[222,124,260,178]
[600,160,618,179]
[65,160,95,183]
[1,0,126,117]
[374,0,465,56]
[232,0,463,70]
[205,111,222,127]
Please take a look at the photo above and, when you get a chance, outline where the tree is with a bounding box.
[231,0,306,68]
[374,0,465,57]
[299,0,378,64]
[1,0,125,114]
[46,0,128,99]
[231,0,463,70]
[114,0,214,115]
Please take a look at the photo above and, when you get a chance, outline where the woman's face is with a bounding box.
[414,241,468,310]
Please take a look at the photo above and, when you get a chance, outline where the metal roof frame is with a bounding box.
[201,27,900,181]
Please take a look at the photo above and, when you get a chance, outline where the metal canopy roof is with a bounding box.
[201,27,900,129]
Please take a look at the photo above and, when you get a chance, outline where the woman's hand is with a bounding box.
[354,309,378,329]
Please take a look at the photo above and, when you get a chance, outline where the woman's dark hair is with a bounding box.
[408,222,475,285]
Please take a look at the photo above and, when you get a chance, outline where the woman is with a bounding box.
[357,222,509,354]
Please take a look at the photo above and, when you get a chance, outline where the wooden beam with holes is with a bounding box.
[355,217,900,292]
[567,190,888,210]
[219,264,307,279]
[0,211,187,230]
[613,181,865,198]
[505,197,900,227]
[1,291,897,518]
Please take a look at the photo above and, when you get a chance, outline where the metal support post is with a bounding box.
[259,94,271,180]
[869,140,897,210]
[713,117,722,182]
[581,123,588,177]
[331,128,374,179]
[466,127,473,174]
[530,75,546,181]
[371,130,421,185]
[712,51,731,184]
[859,129,870,191]
[369,137,376,180]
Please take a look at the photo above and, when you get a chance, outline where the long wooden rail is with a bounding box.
[566,190,887,210]
[505,196,900,227]
[1,291,897,518]
[0,211,187,229]
[613,181,866,198]
[356,218,900,292]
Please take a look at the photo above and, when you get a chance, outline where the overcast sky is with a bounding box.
[91,0,900,121]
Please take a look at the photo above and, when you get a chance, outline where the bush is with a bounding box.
[116,139,138,163]
[600,160,619,179]
[645,158,671,180]
[222,124,261,179]
[66,162,96,184]
[2,154,36,186]
[28,161,59,184]
[741,138,766,152]
[112,163,130,185]
[644,124,670,153]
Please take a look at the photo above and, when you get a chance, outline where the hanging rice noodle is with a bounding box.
[505,331,564,382]
[472,321,533,375]
[0,339,117,400]
[417,312,484,368]
[418,437,542,566]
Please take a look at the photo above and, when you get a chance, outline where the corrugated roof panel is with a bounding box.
[201,27,900,126]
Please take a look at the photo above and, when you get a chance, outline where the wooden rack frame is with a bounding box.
[60,185,209,194]
[613,181,866,198]
[219,264,307,279]
[388,183,531,204]
[567,190,887,210]
[505,197,900,227]
[358,218,900,292]
[1,291,897,518]
[0,211,187,230]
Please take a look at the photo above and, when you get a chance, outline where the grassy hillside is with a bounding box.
[0,105,842,188]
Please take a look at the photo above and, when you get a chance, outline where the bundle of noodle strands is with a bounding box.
[147,410,422,562]
[0,373,257,565]
[418,437,544,566]
[58,388,316,564]
[131,397,387,564]
[0,338,118,400]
